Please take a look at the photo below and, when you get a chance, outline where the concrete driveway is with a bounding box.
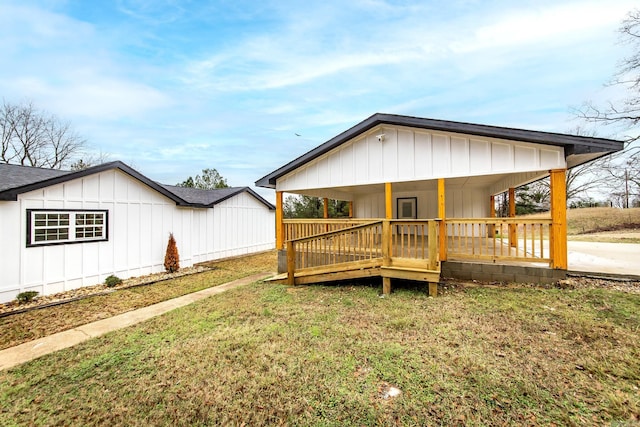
[568,241,640,276]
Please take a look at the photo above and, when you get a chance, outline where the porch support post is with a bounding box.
[550,169,568,270]
[349,201,353,218]
[438,178,447,261]
[382,220,391,295]
[323,198,329,219]
[489,195,496,238]
[276,191,284,250]
[287,240,296,286]
[508,187,516,248]
[385,182,392,219]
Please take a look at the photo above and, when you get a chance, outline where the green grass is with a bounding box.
[0,251,276,350]
[1,282,638,426]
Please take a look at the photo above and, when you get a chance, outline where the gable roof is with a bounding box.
[0,163,72,192]
[255,113,625,188]
[161,184,275,209]
[0,161,274,210]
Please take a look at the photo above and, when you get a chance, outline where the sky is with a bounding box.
[1,0,637,201]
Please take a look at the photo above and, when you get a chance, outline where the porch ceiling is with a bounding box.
[288,171,550,199]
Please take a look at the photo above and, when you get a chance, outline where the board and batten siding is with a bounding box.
[276,125,567,194]
[0,169,274,303]
[353,187,489,219]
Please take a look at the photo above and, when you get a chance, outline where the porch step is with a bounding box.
[381,266,440,282]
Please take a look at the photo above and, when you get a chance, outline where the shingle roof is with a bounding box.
[0,161,274,210]
[0,163,72,192]
[255,112,625,188]
[161,184,275,209]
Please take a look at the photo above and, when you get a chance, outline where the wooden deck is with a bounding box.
[272,217,553,295]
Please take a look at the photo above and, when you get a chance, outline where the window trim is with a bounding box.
[26,209,109,247]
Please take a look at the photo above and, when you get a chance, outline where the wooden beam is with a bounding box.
[323,198,329,219]
[381,267,440,282]
[349,201,353,218]
[287,240,296,286]
[550,169,568,269]
[508,187,516,248]
[382,220,391,266]
[429,282,438,297]
[489,195,496,238]
[490,195,496,217]
[276,191,284,250]
[438,178,447,261]
[385,182,392,219]
[428,219,438,270]
[383,277,391,295]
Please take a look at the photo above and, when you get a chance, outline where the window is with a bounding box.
[27,210,108,247]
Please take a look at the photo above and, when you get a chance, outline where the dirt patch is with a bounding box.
[442,275,640,294]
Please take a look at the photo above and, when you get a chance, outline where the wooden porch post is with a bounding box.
[508,187,516,247]
[550,169,568,269]
[489,195,496,237]
[383,183,392,294]
[323,198,329,219]
[382,219,391,295]
[349,201,353,218]
[385,182,392,219]
[276,191,284,250]
[438,178,447,261]
[287,240,296,286]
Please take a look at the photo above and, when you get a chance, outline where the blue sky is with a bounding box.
[1,0,636,200]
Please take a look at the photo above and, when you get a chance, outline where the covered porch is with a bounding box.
[257,113,623,295]
[271,169,568,296]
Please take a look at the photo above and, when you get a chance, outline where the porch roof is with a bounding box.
[256,113,624,189]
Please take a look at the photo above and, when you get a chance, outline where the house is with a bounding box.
[0,161,275,303]
[256,113,624,295]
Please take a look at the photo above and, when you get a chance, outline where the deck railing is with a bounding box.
[286,220,440,284]
[446,218,552,263]
[284,217,553,284]
[288,221,383,272]
[283,218,377,242]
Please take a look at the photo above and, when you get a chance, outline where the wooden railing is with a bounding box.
[284,217,553,285]
[446,218,552,263]
[286,220,439,284]
[283,218,376,242]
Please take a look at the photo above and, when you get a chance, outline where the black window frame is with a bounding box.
[26,209,109,247]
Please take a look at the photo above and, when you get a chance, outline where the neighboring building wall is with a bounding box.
[0,169,274,303]
[193,191,275,262]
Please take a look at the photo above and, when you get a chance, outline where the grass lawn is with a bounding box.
[0,251,276,351]
[1,280,638,426]
[565,207,640,236]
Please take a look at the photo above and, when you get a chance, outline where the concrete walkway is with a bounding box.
[0,272,273,371]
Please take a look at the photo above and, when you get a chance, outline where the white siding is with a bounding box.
[276,125,566,193]
[353,187,488,220]
[0,170,275,303]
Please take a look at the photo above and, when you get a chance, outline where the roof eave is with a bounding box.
[255,113,625,188]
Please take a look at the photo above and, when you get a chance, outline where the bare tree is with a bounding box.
[576,10,640,138]
[0,100,86,169]
[573,10,640,206]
